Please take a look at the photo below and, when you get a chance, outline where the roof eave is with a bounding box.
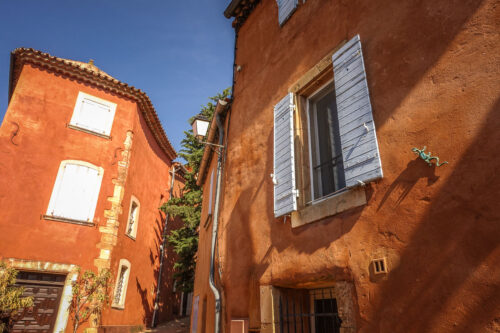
[224,0,243,18]
[9,48,177,160]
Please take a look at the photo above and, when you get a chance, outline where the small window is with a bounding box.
[126,196,140,239]
[112,259,131,309]
[45,160,103,224]
[372,257,388,274]
[69,92,116,137]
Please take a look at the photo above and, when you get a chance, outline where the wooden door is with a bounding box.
[11,271,66,333]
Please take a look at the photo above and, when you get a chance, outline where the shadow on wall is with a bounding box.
[136,277,154,326]
[377,158,439,211]
[370,98,500,333]
[220,0,492,328]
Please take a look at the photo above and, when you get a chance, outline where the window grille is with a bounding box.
[278,287,342,333]
[114,266,128,305]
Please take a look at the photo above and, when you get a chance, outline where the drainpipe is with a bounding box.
[209,113,225,333]
[151,164,177,327]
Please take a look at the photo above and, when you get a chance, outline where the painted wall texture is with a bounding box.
[192,0,500,332]
[0,51,184,332]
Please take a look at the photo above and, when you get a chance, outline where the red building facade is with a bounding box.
[0,49,183,332]
[192,0,500,332]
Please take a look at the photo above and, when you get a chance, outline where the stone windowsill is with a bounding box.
[291,187,366,228]
[125,233,136,241]
[67,124,111,140]
[43,215,95,227]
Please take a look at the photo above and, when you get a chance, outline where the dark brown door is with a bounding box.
[10,271,66,333]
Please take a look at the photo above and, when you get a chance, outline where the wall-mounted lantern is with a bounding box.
[191,114,210,140]
[191,114,224,150]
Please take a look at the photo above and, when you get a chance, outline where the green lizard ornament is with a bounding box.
[412,146,448,167]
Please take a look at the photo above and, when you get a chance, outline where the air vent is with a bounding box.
[372,258,388,274]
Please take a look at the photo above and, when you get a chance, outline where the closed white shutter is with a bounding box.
[273,93,297,217]
[47,162,103,222]
[70,92,116,136]
[332,35,383,188]
[79,98,112,134]
[276,0,298,26]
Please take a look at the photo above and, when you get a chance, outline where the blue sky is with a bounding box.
[0,0,234,157]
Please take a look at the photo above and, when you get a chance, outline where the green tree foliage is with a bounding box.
[0,262,34,333]
[161,88,231,293]
[68,268,111,333]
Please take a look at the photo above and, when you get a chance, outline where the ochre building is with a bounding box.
[192,0,500,332]
[0,48,184,332]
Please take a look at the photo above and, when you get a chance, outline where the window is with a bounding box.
[307,81,346,200]
[45,160,103,224]
[112,259,131,309]
[277,287,342,333]
[273,35,383,224]
[277,0,298,26]
[126,196,140,239]
[69,92,116,137]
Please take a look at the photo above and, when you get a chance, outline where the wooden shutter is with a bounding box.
[273,93,297,217]
[47,162,102,222]
[277,0,298,26]
[332,35,383,188]
[71,92,116,136]
[79,98,112,134]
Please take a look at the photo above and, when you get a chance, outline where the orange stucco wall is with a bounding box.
[0,63,183,331]
[193,0,500,332]
[192,154,219,333]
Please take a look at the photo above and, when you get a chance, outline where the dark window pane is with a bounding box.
[309,83,346,199]
[314,298,340,333]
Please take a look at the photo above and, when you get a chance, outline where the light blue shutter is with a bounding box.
[273,93,297,217]
[276,0,298,26]
[333,35,383,188]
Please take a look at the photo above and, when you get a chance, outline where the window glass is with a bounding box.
[127,201,138,236]
[112,259,131,308]
[126,197,140,238]
[308,82,346,199]
[113,265,128,305]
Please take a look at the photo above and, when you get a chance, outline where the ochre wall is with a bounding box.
[192,154,219,333]
[193,0,500,332]
[0,63,182,332]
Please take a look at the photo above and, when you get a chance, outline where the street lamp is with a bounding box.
[191,114,224,149]
[191,114,210,140]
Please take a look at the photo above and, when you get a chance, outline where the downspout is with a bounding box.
[209,25,238,333]
[151,164,177,327]
[209,113,224,333]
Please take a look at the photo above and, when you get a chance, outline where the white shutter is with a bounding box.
[70,92,117,136]
[333,35,383,188]
[49,164,78,218]
[276,0,298,26]
[47,162,103,222]
[273,93,297,217]
[79,98,111,134]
